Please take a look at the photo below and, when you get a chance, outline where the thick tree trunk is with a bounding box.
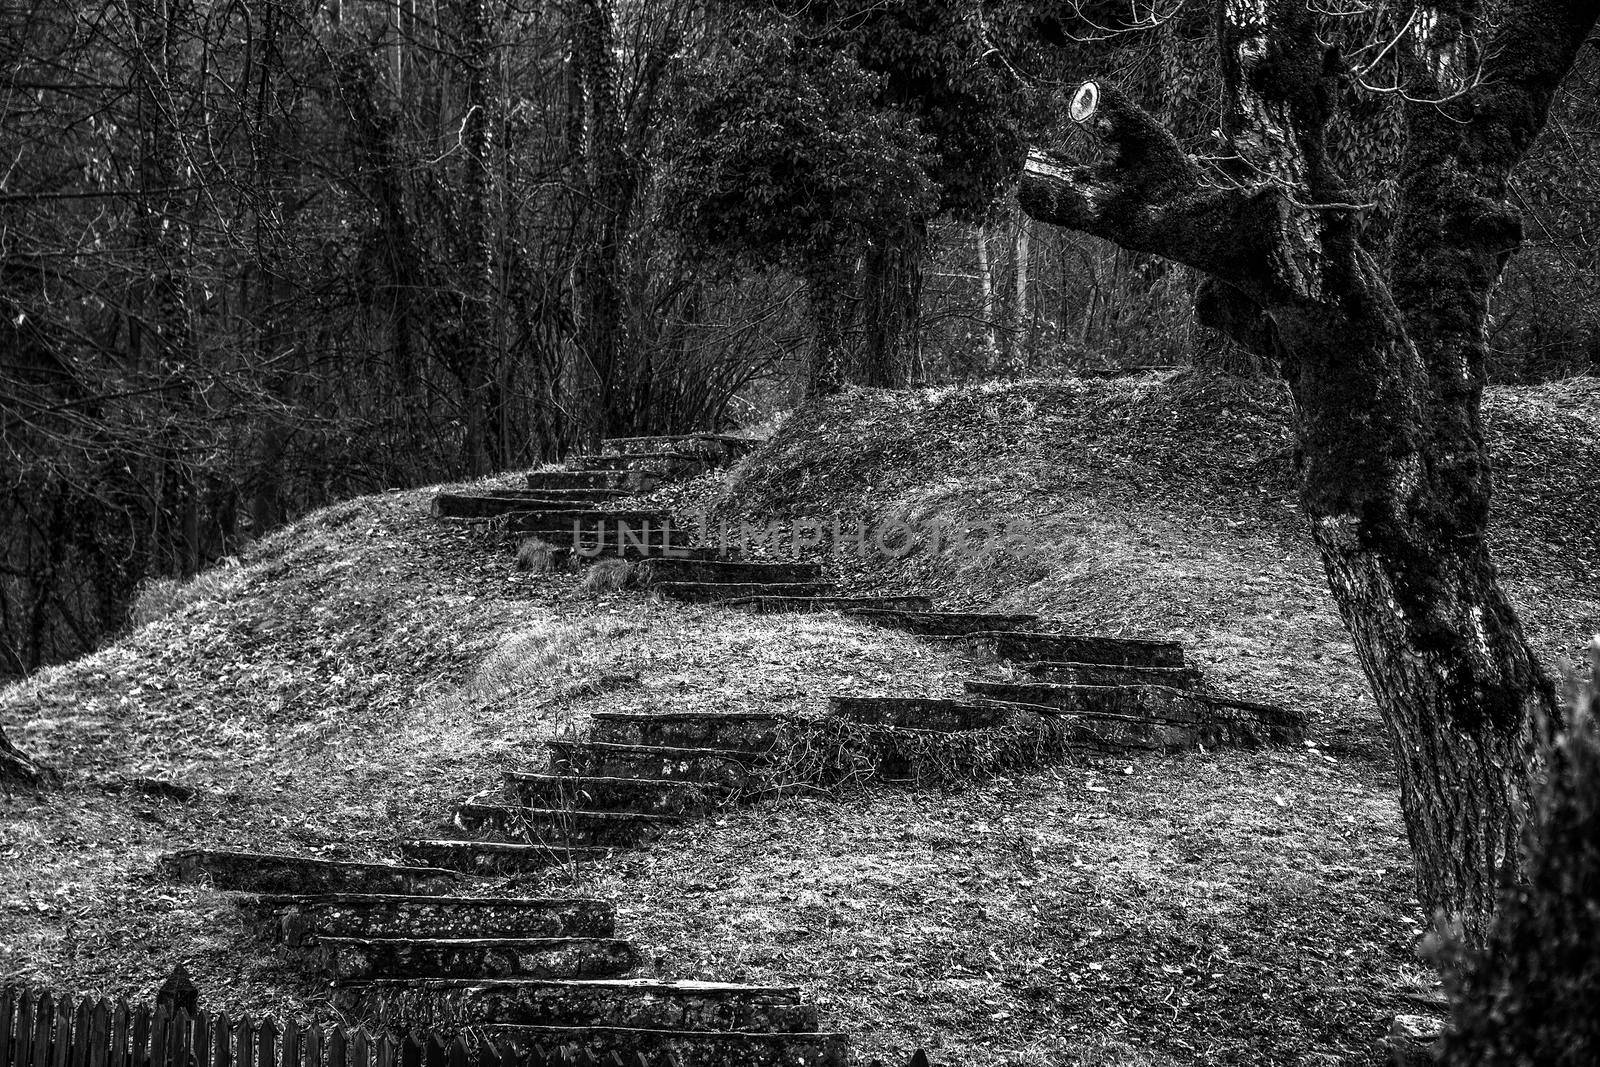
[858,221,925,388]
[805,271,850,398]
[1016,0,1598,936]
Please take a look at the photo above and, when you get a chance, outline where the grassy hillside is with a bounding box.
[3,371,1597,1066]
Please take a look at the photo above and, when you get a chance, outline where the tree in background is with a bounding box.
[1017,1,1597,935]
[659,16,934,396]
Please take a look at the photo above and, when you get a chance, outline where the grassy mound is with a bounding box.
[3,371,1598,1065]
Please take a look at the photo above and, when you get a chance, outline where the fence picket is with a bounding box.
[373,1033,394,1067]
[300,1025,320,1067]
[232,1018,250,1067]
[129,1008,149,1067]
[191,1011,210,1067]
[109,1001,129,1067]
[204,1014,227,1067]
[86,999,111,1067]
[30,992,56,1067]
[422,1035,446,1067]
[397,1035,419,1067]
[325,1027,345,1067]
[68,997,91,1067]
[281,1019,300,1067]
[255,1019,277,1067]
[0,985,15,1067]
[352,1029,371,1067]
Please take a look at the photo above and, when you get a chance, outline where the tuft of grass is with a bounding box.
[575,558,632,598]
[127,562,242,628]
[516,537,560,573]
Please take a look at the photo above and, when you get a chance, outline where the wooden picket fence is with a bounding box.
[0,987,642,1067]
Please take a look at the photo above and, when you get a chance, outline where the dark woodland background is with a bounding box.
[4,0,1598,677]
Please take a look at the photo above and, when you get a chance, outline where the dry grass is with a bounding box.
[3,374,1598,1065]
[127,563,247,629]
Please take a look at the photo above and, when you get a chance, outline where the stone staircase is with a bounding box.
[156,433,1308,1065]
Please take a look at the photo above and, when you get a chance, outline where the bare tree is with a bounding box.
[1018,0,1599,934]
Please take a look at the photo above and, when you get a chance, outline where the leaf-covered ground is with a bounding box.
[4,372,1598,1066]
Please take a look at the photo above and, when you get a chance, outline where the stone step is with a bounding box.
[633,557,824,586]
[962,681,1305,747]
[309,936,641,982]
[547,741,766,788]
[828,695,1016,732]
[495,508,674,528]
[954,631,1188,668]
[526,469,664,492]
[334,977,816,1033]
[721,594,936,614]
[158,849,459,895]
[516,542,733,564]
[399,840,612,875]
[235,894,616,946]
[1017,659,1204,690]
[476,1026,847,1067]
[453,804,681,847]
[844,608,1041,636]
[587,711,792,751]
[432,490,627,519]
[574,451,708,472]
[504,772,719,815]
[653,581,836,603]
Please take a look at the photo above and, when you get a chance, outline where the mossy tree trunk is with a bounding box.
[1018,0,1598,937]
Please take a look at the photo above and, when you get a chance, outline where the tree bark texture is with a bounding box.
[1018,1,1598,936]
[858,220,926,388]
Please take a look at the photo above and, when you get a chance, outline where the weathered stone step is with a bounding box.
[310,936,640,981]
[722,594,935,614]
[526,469,663,492]
[828,695,1016,732]
[236,894,615,946]
[335,977,816,1033]
[432,490,625,519]
[453,804,681,847]
[633,557,824,586]
[963,681,1305,747]
[954,631,1187,668]
[547,741,766,788]
[653,581,836,603]
[587,711,791,751]
[1017,659,1204,689]
[476,1026,847,1067]
[399,840,612,874]
[158,849,459,895]
[844,608,1040,636]
[574,452,709,473]
[496,508,673,529]
[504,773,719,815]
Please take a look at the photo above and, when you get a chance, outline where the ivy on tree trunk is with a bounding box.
[1017,0,1600,937]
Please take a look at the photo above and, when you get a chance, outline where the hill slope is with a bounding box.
[3,371,1598,1066]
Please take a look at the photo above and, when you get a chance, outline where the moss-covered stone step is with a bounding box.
[843,609,1041,636]
[963,681,1305,747]
[309,936,641,982]
[399,840,612,874]
[236,893,615,946]
[587,711,792,751]
[827,695,1017,732]
[497,521,693,550]
[546,741,766,788]
[721,594,935,614]
[632,557,824,586]
[493,508,673,529]
[573,452,708,473]
[473,1026,848,1067]
[954,631,1188,668]
[432,490,626,519]
[334,977,817,1033]
[1017,659,1204,689]
[526,469,663,492]
[158,849,459,895]
[452,804,681,846]
[653,581,836,603]
[504,772,719,815]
